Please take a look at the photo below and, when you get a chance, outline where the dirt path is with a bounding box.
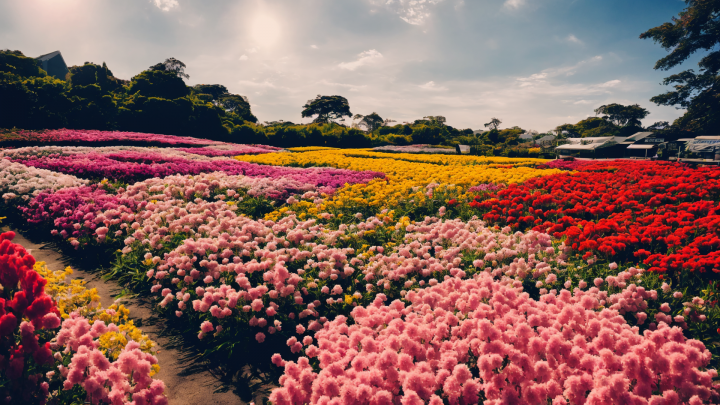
[5,227,249,405]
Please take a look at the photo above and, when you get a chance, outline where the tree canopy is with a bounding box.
[484,117,502,130]
[149,57,190,80]
[594,104,649,128]
[301,95,352,124]
[354,112,384,132]
[641,0,720,133]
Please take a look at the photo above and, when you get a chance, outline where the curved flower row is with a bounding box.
[0,159,90,204]
[0,129,229,147]
[3,146,384,185]
[20,171,335,242]
[467,160,720,275]
[238,150,560,222]
[270,273,719,405]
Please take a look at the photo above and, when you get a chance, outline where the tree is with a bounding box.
[218,94,257,123]
[68,62,124,92]
[149,57,190,80]
[353,112,384,132]
[594,103,649,127]
[640,0,720,133]
[301,95,352,124]
[0,50,47,78]
[192,84,229,100]
[484,117,502,130]
[553,124,577,138]
[424,116,447,126]
[127,70,189,99]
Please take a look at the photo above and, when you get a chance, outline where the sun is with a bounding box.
[248,10,283,49]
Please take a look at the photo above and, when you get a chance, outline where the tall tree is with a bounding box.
[301,95,352,124]
[149,57,190,80]
[640,0,720,133]
[484,117,502,130]
[353,112,384,132]
[594,103,649,127]
[192,84,229,100]
[218,94,257,123]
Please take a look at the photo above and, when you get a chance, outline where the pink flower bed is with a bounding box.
[3,146,384,184]
[1,129,228,147]
[21,172,335,240]
[270,273,719,405]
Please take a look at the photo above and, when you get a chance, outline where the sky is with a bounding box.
[0,0,694,132]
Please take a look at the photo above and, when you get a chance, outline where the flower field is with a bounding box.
[1,130,720,404]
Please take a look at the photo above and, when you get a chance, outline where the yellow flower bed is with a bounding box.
[341,150,548,166]
[243,149,562,220]
[34,262,159,372]
[287,146,340,152]
[237,149,560,190]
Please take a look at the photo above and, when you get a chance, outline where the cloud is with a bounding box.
[310,45,318,49]
[503,0,525,10]
[517,55,603,85]
[338,49,383,70]
[239,55,249,61]
[418,81,448,91]
[319,80,367,92]
[598,79,621,88]
[566,34,583,45]
[153,0,178,11]
[573,100,593,105]
[368,0,444,25]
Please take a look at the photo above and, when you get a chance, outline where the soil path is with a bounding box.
[5,226,249,405]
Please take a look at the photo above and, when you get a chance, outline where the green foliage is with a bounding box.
[148,57,190,80]
[0,50,46,78]
[127,70,189,99]
[68,62,124,92]
[641,0,720,134]
[301,95,352,124]
[353,112,384,132]
[484,117,502,130]
[594,103,649,128]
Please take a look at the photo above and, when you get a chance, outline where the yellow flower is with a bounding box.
[344,295,354,305]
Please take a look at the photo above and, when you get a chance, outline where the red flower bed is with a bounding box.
[0,231,61,403]
[468,161,720,275]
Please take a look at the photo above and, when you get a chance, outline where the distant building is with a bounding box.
[35,51,68,79]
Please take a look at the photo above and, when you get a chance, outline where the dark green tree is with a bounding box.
[0,50,46,78]
[354,112,384,132]
[301,95,352,124]
[127,70,189,99]
[219,94,257,123]
[594,103,649,128]
[484,117,502,130]
[149,57,190,79]
[68,62,124,92]
[192,84,229,100]
[640,0,720,133]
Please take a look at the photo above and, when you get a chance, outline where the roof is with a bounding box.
[687,138,720,152]
[35,51,62,61]
[555,137,619,151]
[624,132,654,142]
[677,138,695,142]
[627,144,656,150]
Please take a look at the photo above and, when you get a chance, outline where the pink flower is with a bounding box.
[200,321,214,333]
